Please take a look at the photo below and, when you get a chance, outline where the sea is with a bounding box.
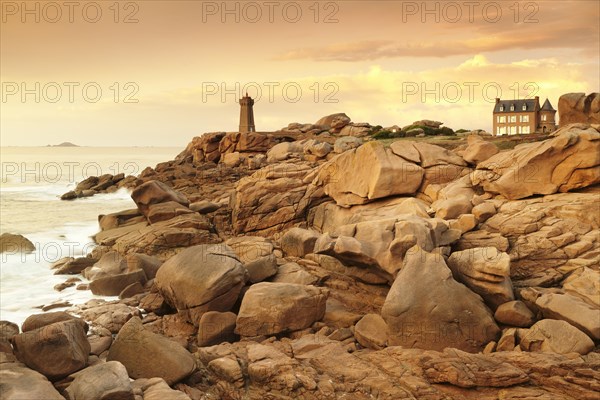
[0,146,181,326]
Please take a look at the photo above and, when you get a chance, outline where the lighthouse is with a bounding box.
[239,93,256,132]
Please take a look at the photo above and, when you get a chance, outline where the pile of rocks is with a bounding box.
[4,116,599,399]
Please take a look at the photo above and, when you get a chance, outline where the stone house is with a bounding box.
[493,96,557,135]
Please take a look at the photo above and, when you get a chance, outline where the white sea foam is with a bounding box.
[0,146,180,327]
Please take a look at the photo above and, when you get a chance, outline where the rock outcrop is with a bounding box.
[558,92,600,126]
[473,124,600,199]
[232,162,325,235]
[314,215,460,278]
[17,119,600,399]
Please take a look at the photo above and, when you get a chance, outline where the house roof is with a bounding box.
[541,98,556,111]
[493,99,538,113]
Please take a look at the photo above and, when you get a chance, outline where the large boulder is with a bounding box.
[494,300,536,327]
[354,313,388,350]
[315,113,351,130]
[333,136,362,153]
[473,124,600,199]
[280,227,320,257]
[236,282,328,336]
[154,244,246,323]
[381,246,500,352]
[108,317,196,385]
[84,251,127,281]
[314,141,424,207]
[21,311,77,332]
[197,311,238,347]
[558,93,600,126]
[266,142,304,163]
[519,319,594,355]
[65,361,134,400]
[89,269,147,296]
[0,363,64,400]
[0,233,35,253]
[131,180,189,217]
[535,293,599,340]
[244,254,278,283]
[96,213,218,258]
[146,201,194,224]
[126,253,162,280]
[462,135,499,165]
[11,319,90,380]
[447,247,514,310]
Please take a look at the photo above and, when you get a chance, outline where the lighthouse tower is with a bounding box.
[239,93,256,132]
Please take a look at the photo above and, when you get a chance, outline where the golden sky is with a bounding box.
[1,0,599,146]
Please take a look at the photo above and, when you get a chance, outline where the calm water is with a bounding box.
[0,146,180,325]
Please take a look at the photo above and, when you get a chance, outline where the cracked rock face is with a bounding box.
[154,244,247,324]
[314,215,461,279]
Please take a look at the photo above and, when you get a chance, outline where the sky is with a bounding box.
[1,0,599,146]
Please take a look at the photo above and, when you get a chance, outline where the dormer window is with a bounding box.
[510,104,515,111]
[522,104,527,111]
[500,105,505,111]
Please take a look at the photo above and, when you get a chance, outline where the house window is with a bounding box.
[542,115,547,121]
[522,126,530,134]
[498,116,506,123]
[510,104,515,111]
[500,105,505,111]
[497,126,507,135]
[510,116,517,123]
[522,104,527,111]
[509,126,517,135]
[521,115,529,123]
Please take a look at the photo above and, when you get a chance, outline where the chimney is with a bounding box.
[495,98,500,103]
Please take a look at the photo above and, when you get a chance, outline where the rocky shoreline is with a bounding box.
[2,109,600,399]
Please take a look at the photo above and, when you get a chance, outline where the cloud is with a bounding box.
[274,1,599,62]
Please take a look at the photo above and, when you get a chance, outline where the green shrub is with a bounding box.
[372,130,406,140]
[403,124,455,136]
[369,125,383,134]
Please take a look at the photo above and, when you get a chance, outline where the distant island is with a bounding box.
[46,142,79,147]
